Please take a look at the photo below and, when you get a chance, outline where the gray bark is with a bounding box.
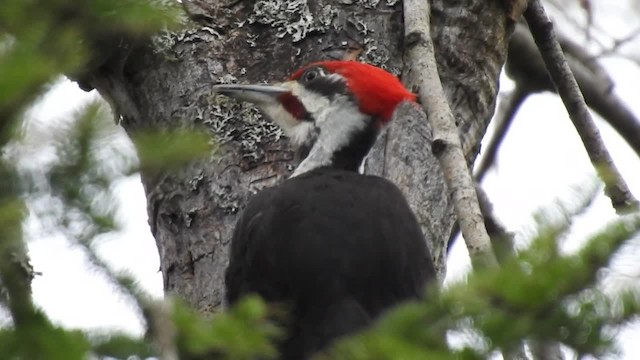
[79,0,512,312]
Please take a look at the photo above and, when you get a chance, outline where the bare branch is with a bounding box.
[460,184,525,360]
[557,36,614,92]
[595,26,640,57]
[546,0,603,47]
[504,345,529,360]
[580,0,593,42]
[507,22,640,162]
[524,0,639,212]
[530,340,565,360]
[475,185,515,264]
[403,0,498,269]
[0,163,35,327]
[475,87,529,182]
[501,0,529,22]
[546,0,640,57]
[146,301,179,360]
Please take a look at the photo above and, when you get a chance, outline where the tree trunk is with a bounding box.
[81,0,512,312]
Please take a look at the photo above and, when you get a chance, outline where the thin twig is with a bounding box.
[547,0,640,58]
[595,26,640,58]
[545,0,606,48]
[76,240,178,360]
[524,0,639,213]
[475,87,529,182]
[474,185,516,264]
[507,22,640,159]
[403,0,498,269]
[558,36,614,92]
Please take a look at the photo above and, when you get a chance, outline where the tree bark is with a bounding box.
[80,0,512,312]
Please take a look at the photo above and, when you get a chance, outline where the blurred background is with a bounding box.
[3,0,640,358]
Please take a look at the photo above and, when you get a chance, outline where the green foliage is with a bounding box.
[1,0,639,359]
[0,0,180,125]
[321,210,640,360]
[173,296,282,359]
[0,311,89,360]
[88,332,155,358]
[1,0,205,359]
[133,128,214,174]
[0,0,269,356]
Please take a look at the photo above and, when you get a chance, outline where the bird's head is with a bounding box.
[213,61,416,176]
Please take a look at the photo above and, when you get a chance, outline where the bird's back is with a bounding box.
[225,168,435,359]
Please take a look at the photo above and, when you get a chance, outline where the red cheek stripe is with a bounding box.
[278,92,310,120]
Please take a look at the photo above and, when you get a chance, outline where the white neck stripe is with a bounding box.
[291,97,368,177]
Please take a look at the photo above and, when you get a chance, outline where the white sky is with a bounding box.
[8,1,640,357]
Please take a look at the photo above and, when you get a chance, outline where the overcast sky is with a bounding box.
[7,1,640,358]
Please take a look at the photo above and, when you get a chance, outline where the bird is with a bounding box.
[213,61,436,360]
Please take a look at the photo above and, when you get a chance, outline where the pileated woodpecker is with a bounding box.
[214,61,435,359]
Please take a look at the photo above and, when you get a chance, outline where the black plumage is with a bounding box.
[216,60,436,360]
[225,167,435,359]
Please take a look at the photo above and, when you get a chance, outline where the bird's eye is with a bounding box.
[302,68,321,83]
